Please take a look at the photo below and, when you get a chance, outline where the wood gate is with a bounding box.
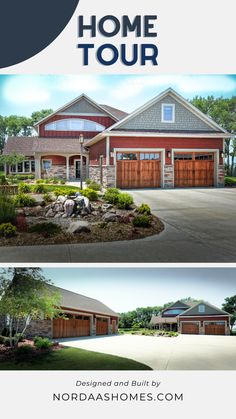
[181,322,199,334]
[53,317,90,338]
[204,323,225,335]
[96,318,108,335]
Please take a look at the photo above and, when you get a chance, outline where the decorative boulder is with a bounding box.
[56,195,67,204]
[102,203,113,211]
[67,221,91,234]
[102,212,119,222]
[45,208,55,218]
[64,199,75,217]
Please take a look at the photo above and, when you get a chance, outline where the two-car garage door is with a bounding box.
[181,321,226,335]
[116,151,215,189]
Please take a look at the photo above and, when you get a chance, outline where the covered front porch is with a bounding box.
[150,316,179,332]
[34,153,89,181]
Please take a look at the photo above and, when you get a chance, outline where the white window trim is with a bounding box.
[10,160,35,174]
[161,103,175,123]
[42,159,52,170]
[198,304,206,313]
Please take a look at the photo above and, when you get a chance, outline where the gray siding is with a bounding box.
[117,95,216,132]
[61,97,105,115]
[180,303,227,316]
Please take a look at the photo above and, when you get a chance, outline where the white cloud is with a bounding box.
[56,75,103,93]
[110,75,236,102]
[3,76,50,105]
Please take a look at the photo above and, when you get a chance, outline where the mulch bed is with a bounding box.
[0,215,164,247]
[0,340,64,362]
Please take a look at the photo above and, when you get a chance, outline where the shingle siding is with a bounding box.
[61,98,105,115]
[117,95,216,132]
[179,303,227,316]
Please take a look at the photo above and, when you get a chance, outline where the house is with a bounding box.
[150,300,231,335]
[0,286,119,339]
[3,88,231,188]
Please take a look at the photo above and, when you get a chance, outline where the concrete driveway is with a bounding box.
[59,334,236,370]
[0,188,235,262]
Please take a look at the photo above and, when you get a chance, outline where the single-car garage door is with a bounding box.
[96,317,109,335]
[174,152,214,187]
[204,322,226,335]
[53,315,90,338]
[116,152,161,189]
[181,322,199,334]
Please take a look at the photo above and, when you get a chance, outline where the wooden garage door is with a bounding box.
[96,318,108,335]
[174,153,214,187]
[181,322,199,334]
[53,317,90,339]
[205,323,225,335]
[116,152,161,189]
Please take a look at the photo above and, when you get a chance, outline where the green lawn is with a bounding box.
[0,346,151,370]
[225,176,236,186]
[43,184,80,192]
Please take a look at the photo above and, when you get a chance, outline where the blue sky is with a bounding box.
[42,267,235,312]
[0,74,235,116]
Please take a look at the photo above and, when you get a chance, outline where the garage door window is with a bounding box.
[174,154,193,160]
[140,153,160,160]
[195,153,213,160]
[205,321,225,325]
[117,153,138,160]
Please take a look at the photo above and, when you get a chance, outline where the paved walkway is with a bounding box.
[59,334,236,370]
[0,188,235,262]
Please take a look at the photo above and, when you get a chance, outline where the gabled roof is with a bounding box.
[107,88,229,133]
[163,300,192,310]
[34,94,125,127]
[3,136,35,155]
[150,314,177,325]
[178,301,230,317]
[54,286,119,317]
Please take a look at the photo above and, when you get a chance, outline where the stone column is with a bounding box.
[86,156,89,179]
[164,164,174,188]
[217,164,225,187]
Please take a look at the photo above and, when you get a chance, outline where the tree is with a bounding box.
[0,115,7,153]
[31,109,53,125]
[191,96,236,175]
[0,268,61,347]
[222,295,236,332]
[0,152,25,167]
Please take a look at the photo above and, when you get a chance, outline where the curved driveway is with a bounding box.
[0,188,235,262]
[59,334,236,370]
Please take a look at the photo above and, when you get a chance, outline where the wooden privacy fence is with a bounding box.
[0,185,18,195]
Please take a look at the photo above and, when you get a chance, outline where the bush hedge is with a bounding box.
[132,215,151,228]
[0,193,16,224]
[116,192,133,209]
[0,222,17,237]
[14,193,36,207]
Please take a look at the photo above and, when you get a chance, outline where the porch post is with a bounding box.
[66,156,70,181]
[35,155,41,179]
[86,156,89,179]
[106,136,110,165]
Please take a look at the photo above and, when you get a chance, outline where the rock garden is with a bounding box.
[0,175,164,246]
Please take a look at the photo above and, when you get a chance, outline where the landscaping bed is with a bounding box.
[0,178,164,246]
[119,329,178,337]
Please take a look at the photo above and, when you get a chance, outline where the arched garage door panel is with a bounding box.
[96,318,108,335]
[181,322,199,334]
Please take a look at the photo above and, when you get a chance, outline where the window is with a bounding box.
[162,104,175,123]
[117,153,138,161]
[198,304,205,313]
[174,154,193,160]
[163,309,185,316]
[45,118,105,132]
[195,153,213,161]
[140,153,160,160]
[10,160,35,174]
[42,160,52,170]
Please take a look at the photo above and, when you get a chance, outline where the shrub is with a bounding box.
[34,337,52,350]
[138,203,151,215]
[53,188,77,197]
[88,181,101,191]
[132,215,151,228]
[117,193,133,209]
[81,188,98,201]
[18,182,31,193]
[14,333,25,342]
[0,222,17,237]
[0,335,5,344]
[103,188,120,204]
[85,178,91,185]
[36,179,44,184]
[0,175,7,185]
[0,193,16,224]
[33,183,47,193]
[52,178,59,184]
[29,222,62,236]
[15,345,34,359]
[14,193,36,207]
[60,179,66,185]
[15,174,34,181]
[4,337,15,347]
[43,192,53,203]
[225,177,236,187]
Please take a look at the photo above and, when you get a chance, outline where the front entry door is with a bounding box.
[75,161,80,179]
